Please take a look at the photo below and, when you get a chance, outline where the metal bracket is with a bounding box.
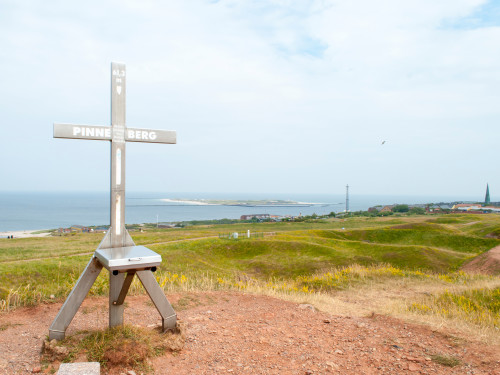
[49,257,177,340]
[113,271,136,305]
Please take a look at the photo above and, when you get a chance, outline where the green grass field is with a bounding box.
[1,213,499,341]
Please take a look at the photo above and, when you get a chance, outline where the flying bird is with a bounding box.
[381,140,386,145]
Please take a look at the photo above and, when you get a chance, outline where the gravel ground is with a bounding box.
[0,292,499,374]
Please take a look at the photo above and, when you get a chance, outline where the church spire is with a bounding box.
[485,183,490,205]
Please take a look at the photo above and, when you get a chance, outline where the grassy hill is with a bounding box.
[1,213,499,342]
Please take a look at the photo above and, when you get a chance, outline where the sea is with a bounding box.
[0,191,475,232]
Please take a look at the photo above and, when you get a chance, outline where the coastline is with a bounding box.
[1,192,481,233]
[0,230,52,239]
[160,198,328,207]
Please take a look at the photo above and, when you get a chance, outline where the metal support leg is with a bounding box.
[136,270,177,331]
[109,271,125,327]
[49,257,103,340]
[114,271,136,306]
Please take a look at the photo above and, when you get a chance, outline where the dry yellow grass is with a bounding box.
[247,274,500,346]
[2,265,499,345]
[121,265,499,345]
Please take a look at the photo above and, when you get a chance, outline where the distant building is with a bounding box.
[379,205,394,213]
[58,225,93,233]
[452,204,482,211]
[240,214,270,221]
[452,203,500,213]
[425,204,451,213]
[70,225,91,233]
[485,184,491,205]
[426,205,441,213]
[439,204,454,210]
[482,206,500,213]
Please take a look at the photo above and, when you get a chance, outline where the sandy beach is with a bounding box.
[160,198,328,206]
[0,229,52,239]
[160,198,217,205]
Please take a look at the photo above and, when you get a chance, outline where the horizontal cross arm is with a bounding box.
[54,123,111,141]
[54,123,176,144]
[126,128,176,144]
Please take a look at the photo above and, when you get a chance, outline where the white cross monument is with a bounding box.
[49,62,177,340]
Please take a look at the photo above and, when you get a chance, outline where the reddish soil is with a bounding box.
[461,245,500,275]
[0,292,499,375]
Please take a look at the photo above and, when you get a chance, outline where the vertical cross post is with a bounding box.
[110,63,127,248]
[110,62,127,327]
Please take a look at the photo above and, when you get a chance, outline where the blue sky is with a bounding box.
[0,0,499,199]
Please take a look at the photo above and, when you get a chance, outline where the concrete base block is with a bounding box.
[57,362,100,375]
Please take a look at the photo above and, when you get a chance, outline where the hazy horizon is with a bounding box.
[0,190,487,202]
[0,190,491,232]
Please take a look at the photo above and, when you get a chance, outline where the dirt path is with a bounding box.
[461,244,500,275]
[0,292,498,374]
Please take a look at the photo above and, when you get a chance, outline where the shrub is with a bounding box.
[393,204,410,213]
